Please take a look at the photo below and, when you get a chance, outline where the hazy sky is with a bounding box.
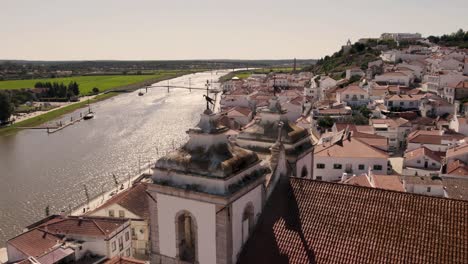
[1,0,467,60]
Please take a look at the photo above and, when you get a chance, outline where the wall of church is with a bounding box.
[156,193,216,264]
[296,151,313,179]
[231,184,263,264]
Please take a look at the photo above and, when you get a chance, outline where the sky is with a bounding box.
[1,0,467,61]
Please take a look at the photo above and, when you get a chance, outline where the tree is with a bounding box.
[92,87,100,94]
[318,116,334,129]
[0,91,14,123]
[72,81,80,96]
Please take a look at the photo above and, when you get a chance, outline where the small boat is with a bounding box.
[138,89,144,96]
[83,100,94,120]
[83,112,94,120]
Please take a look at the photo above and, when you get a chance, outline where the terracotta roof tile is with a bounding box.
[404,147,444,163]
[105,256,147,264]
[92,183,150,219]
[444,178,468,201]
[446,160,468,176]
[7,229,61,258]
[238,178,468,263]
[314,136,389,159]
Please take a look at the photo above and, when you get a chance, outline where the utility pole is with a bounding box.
[167,80,170,93]
[205,80,210,110]
[83,185,90,210]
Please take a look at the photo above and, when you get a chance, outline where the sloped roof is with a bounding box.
[40,216,128,237]
[404,147,443,163]
[314,136,388,159]
[7,229,61,258]
[337,85,367,95]
[92,183,149,219]
[447,144,468,159]
[105,256,147,264]
[444,178,468,201]
[238,178,468,263]
[447,160,468,176]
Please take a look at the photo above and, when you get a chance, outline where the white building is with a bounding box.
[7,216,132,263]
[406,130,465,152]
[370,118,412,151]
[375,71,413,86]
[88,183,150,259]
[449,115,468,136]
[403,176,444,197]
[384,94,423,110]
[403,147,443,173]
[336,85,370,107]
[313,131,389,182]
[345,67,365,80]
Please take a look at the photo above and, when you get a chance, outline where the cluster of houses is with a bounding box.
[220,41,468,201]
[3,36,468,264]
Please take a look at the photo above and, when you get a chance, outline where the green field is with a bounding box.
[0,70,197,95]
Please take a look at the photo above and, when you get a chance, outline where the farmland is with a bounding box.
[0,70,199,95]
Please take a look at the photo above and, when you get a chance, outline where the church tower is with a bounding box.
[236,96,314,178]
[148,108,270,264]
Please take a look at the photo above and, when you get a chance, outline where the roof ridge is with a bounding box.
[92,219,107,235]
[290,177,468,203]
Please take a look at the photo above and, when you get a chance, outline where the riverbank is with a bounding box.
[0,92,119,136]
[0,70,206,136]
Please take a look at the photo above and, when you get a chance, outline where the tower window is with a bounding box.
[176,211,197,262]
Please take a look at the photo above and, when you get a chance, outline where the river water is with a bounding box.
[0,70,230,246]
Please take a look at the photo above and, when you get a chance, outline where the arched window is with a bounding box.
[242,202,254,244]
[301,166,308,178]
[175,211,197,263]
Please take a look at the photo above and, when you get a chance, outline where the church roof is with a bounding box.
[155,110,260,179]
[237,98,310,145]
[155,142,259,178]
[238,178,468,263]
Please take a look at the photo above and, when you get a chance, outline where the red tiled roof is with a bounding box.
[450,80,468,89]
[444,178,468,201]
[315,136,388,159]
[7,229,61,258]
[447,160,468,176]
[408,130,465,145]
[404,147,443,163]
[105,256,147,264]
[337,85,367,95]
[37,216,128,238]
[447,144,468,159]
[238,178,468,263]
[92,183,149,219]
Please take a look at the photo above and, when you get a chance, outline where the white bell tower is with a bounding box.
[148,108,269,264]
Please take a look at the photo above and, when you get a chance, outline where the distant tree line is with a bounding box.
[428,29,468,48]
[35,81,80,98]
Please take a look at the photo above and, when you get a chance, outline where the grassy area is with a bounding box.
[0,92,120,136]
[0,70,199,95]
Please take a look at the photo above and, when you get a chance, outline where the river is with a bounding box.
[0,70,231,246]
